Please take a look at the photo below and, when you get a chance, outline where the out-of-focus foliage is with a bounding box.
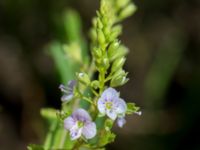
[0,0,200,150]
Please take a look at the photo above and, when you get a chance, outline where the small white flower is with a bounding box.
[64,108,96,140]
[97,88,127,123]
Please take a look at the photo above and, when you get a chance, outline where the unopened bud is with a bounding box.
[119,3,137,20]
[93,47,102,58]
[116,0,130,9]
[110,69,129,87]
[107,40,120,61]
[111,75,129,87]
[91,80,100,89]
[102,58,110,70]
[97,29,105,44]
[108,25,122,42]
[77,72,90,85]
[111,57,126,73]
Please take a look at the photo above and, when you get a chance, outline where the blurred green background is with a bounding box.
[0,0,200,150]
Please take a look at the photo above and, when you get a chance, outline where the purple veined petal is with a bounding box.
[117,117,126,128]
[61,94,73,102]
[70,126,83,140]
[101,88,119,102]
[82,122,97,139]
[64,116,76,130]
[68,80,77,89]
[72,108,91,122]
[59,84,68,93]
[106,109,117,120]
[97,97,106,114]
[115,98,127,115]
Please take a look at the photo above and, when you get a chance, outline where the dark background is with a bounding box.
[0,0,200,150]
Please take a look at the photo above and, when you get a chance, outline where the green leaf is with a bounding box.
[40,108,57,121]
[104,119,114,131]
[99,130,116,146]
[27,144,44,150]
[126,103,140,115]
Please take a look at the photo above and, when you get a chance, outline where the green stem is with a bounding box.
[44,121,58,149]
[59,130,67,148]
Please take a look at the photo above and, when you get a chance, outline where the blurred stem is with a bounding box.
[99,69,105,95]
[59,130,67,148]
[44,121,57,149]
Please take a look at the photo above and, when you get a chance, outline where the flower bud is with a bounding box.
[97,29,106,44]
[76,72,90,85]
[110,75,129,87]
[89,28,97,42]
[108,44,129,62]
[102,57,110,70]
[111,57,126,73]
[92,17,98,27]
[116,0,130,9]
[91,80,100,89]
[93,47,102,58]
[97,18,103,29]
[107,40,120,61]
[119,3,137,20]
[108,25,122,42]
[110,69,129,87]
[103,26,110,38]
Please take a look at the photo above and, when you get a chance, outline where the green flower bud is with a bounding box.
[117,45,129,56]
[107,40,120,60]
[113,69,126,78]
[97,18,103,29]
[111,57,126,73]
[108,25,122,42]
[119,3,137,20]
[110,69,129,87]
[108,44,129,62]
[110,74,129,87]
[91,80,100,89]
[90,28,97,42]
[92,17,97,27]
[102,57,110,70]
[101,16,108,25]
[97,29,106,44]
[103,26,111,38]
[93,47,102,58]
[116,0,130,9]
[76,72,90,85]
[105,119,114,131]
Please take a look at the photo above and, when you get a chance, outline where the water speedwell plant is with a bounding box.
[28,0,141,149]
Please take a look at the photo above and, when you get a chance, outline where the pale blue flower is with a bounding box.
[117,117,126,128]
[97,88,127,121]
[64,108,96,140]
[59,80,76,102]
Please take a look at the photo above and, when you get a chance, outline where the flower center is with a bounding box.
[105,101,113,110]
[77,121,84,128]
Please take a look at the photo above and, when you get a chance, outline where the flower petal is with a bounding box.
[68,80,76,89]
[82,122,97,139]
[70,127,82,140]
[97,97,106,114]
[106,109,117,120]
[117,117,126,128]
[64,116,76,130]
[72,108,91,122]
[61,94,73,102]
[101,88,119,101]
[59,84,68,93]
[115,98,127,115]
